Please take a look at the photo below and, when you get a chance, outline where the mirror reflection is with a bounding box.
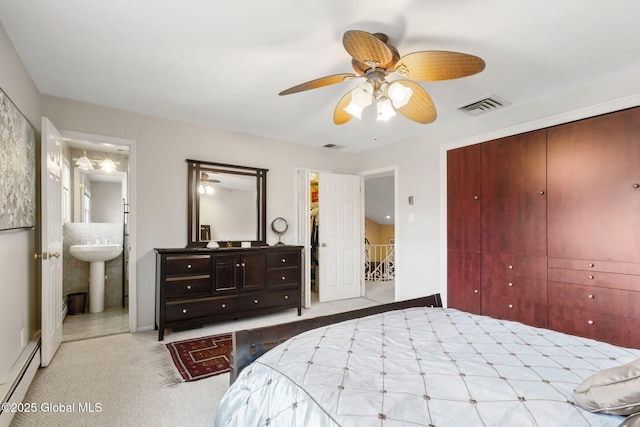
[187,160,267,246]
[66,144,129,224]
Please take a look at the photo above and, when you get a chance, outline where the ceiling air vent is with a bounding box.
[458,95,508,116]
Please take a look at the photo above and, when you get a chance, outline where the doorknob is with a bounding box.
[49,252,61,258]
[321,243,327,247]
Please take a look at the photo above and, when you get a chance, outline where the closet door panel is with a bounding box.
[547,108,640,262]
[447,145,481,251]
[447,250,481,314]
[481,130,547,256]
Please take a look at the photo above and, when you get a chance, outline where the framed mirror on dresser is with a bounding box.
[155,160,302,340]
[186,159,268,247]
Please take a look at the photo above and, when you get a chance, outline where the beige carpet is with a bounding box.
[10,286,393,426]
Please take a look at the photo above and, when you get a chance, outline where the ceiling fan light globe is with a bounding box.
[387,82,413,109]
[344,82,374,119]
[344,102,365,119]
[376,98,396,121]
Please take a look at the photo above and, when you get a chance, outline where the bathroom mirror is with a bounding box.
[187,159,267,247]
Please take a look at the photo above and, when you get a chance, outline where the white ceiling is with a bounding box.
[1,1,640,153]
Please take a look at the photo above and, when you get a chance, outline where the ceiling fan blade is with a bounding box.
[333,92,353,125]
[279,73,357,96]
[393,80,437,124]
[394,51,485,81]
[343,30,393,68]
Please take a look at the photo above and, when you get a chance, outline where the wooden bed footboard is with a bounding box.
[230,293,442,383]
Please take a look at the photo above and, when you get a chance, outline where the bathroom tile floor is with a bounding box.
[62,306,129,342]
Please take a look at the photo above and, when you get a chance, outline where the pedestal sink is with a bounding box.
[69,244,123,313]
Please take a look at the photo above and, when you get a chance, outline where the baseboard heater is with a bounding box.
[0,333,41,427]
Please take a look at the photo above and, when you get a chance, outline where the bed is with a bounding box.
[215,296,640,426]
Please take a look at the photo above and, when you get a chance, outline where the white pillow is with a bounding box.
[620,412,640,427]
[574,358,640,416]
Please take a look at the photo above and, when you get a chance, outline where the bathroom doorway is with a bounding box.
[59,131,136,342]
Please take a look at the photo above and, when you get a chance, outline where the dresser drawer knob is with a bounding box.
[284,295,289,300]
[281,258,286,263]
[539,191,545,195]
[473,195,479,200]
[182,309,187,314]
[508,282,513,287]
[281,276,286,281]
[587,320,594,325]
[588,294,595,299]
[236,263,241,267]
[186,285,192,290]
[474,289,479,294]
[588,263,595,268]
[507,265,513,270]
[633,183,640,189]
[508,304,514,309]
[588,275,595,280]
[221,304,226,308]
[254,299,259,304]
[187,264,192,269]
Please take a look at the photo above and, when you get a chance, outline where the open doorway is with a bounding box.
[362,167,396,303]
[298,167,396,307]
[59,131,136,342]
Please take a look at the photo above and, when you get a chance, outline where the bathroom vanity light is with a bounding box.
[75,151,94,170]
[100,158,117,173]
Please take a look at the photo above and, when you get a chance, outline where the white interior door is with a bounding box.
[40,117,63,366]
[297,168,311,308]
[318,172,363,302]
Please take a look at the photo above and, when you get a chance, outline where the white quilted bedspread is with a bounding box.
[215,308,640,427]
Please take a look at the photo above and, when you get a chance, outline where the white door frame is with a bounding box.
[60,129,138,333]
[359,165,399,300]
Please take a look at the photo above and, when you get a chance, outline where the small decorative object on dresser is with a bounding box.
[155,246,303,340]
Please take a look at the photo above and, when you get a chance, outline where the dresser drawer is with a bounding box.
[548,305,640,348]
[482,254,547,280]
[165,276,210,299]
[482,294,548,328]
[165,255,210,276]
[266,251,300,269]
[266,269,299,287]
[165,296,238,322]
[548,258,640,275]
[548,268,639,292]
[548,281,640,320]
[482,275,547,302]
[239,288,297,312]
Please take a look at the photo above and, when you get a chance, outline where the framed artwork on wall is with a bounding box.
[0,87,36,231]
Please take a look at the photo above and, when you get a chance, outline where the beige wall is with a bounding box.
[0,23,40,382]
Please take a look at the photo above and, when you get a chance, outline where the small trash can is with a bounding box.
[67,292,87,315]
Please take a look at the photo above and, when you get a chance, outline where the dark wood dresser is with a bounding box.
[155,245,303,340]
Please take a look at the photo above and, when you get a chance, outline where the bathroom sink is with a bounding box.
[70,244,123,262]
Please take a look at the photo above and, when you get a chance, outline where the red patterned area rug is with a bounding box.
[166,333,232,382]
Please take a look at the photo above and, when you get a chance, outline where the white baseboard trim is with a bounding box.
[0,333,41,427]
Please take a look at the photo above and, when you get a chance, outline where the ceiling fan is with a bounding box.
[279,30,485,125]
